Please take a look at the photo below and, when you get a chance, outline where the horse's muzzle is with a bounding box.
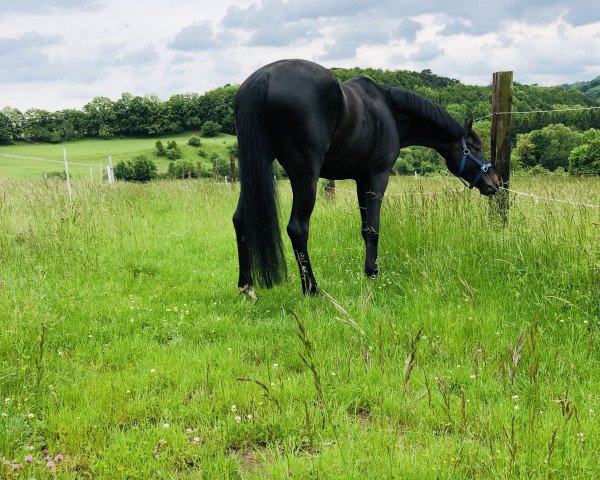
[480,183,499,196]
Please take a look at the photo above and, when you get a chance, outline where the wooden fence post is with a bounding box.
[324,179,335,199]
[63,148,72,204]
[491,71,513,224]
[230,154,237,182]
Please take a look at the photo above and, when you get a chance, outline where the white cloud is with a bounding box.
[0,0,599,111]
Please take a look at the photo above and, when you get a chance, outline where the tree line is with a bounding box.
[0,86,237,144]
[1,67,599,174]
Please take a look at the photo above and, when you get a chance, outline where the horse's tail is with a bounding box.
[234,73,286,288]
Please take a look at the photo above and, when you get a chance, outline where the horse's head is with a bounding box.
[447,118,499,196]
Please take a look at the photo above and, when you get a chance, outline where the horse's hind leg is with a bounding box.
[287,176,319,295]
[232,197,256,301]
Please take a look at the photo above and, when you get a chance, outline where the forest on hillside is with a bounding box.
[1,67,599,174]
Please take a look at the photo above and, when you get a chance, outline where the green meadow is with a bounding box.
[0,167,598,478]
[0,133,237,179]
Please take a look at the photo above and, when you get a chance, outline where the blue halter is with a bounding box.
[455,137,493,189]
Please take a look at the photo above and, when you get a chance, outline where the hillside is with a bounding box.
[1,68,599,147]
[563,75,600,100]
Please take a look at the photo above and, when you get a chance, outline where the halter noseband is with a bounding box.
[455,137,493,189]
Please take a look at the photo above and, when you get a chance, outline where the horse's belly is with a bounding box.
[320,150,369,179]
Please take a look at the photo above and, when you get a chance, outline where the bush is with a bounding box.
[114,161,134,181]
[188,135,202,147]
[201,120,221,137]
[197,147,207,158]
[226,141,238,157]
[114,155,157,182]
[394,147,443,176]
[393,158,413,175]
[569,137,600,175]
[200,165,214,178]
[526,164,551,175]
[99,124,114,139]
[155,140,166,156]
[167,159,199,179]
[166,148,182,160]
[43,171,68,180]
[165,140,181,160]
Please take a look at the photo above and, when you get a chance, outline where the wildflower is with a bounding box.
[54,454,63,462]
[4,398,10,404]
[511,395,519,400]
[3,459,11,466]
[186,428,193,433]
[1,412,7,417]
[246,414,253,421]
[234,416,241,423]
[192,437,200,444]
[231,405,237,413]
[150,368,156,374]
[12,464,23,471]
[470,374,476,379]
[46,460,55,468]
[27,413,35,418]
[163,423,170,429]
[273,363,279,370]
[24,455,32,462]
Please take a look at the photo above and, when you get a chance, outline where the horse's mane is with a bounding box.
[389,87,465,139]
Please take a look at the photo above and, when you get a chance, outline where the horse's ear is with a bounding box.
[464,117,473,131]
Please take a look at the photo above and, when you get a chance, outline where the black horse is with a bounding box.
[233,59,499,297]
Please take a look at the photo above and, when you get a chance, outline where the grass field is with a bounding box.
[0,133,237,179]
[0,173,599,478]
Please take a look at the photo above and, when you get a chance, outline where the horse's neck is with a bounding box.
[395,116,452,156]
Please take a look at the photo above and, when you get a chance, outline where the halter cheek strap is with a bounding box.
[455,137,493,189]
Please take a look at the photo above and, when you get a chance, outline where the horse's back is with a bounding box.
[238,60,343,166]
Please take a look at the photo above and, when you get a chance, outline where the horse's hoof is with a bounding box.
[239,285,258,302]
[365,269,379,279]
[304,287,320,297]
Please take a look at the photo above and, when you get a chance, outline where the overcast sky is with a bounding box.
[1,0,599,111]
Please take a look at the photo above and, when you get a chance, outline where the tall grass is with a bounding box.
[0,175,598,478]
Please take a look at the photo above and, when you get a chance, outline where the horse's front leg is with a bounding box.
[288,176,319,295]
[357,173,390,278]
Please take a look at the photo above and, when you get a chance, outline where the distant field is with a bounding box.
[0,132,237,178]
